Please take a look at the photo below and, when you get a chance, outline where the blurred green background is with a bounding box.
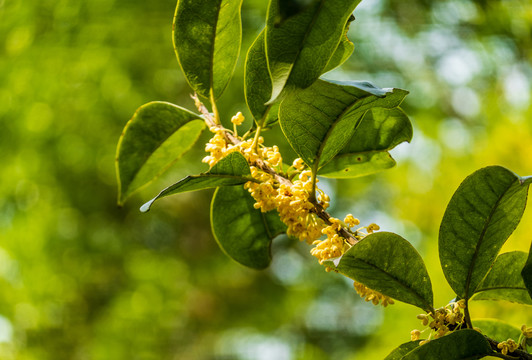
[1,0,531,359]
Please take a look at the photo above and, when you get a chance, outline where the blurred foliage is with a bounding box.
[0,0,531,359]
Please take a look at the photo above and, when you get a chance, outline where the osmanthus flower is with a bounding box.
[230,112,245,126]
[353,281,395,307]
[411,299,466,343]
[522,324,532,338]
[204,112,383,280]
[497,339,519,355]
[410,329,422,341]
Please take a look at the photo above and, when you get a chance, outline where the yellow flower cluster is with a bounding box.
[411,300,466,344]
[203,112,380,273]
[497,339,519,355]
[202,118,281,168]
[246,167,329,244]
[275,171,325,243]
[353,281,395,307]
[311,216,356,264]
[202,129,265,167]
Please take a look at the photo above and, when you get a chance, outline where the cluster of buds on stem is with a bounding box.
[202,112,382,266]
[497,339,519,355]
[200,109,390,306]
[411,299,466,344]
[353,281,395,307]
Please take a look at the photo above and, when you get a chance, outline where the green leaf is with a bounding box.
[279,79,408,168]
[473,251,532,305]
[116,101,205,205]
[211,185,287,269]
[328,232,433,312]
[402,330,492,360]
[323,15,355,73]
[439,166,531,300]
[265,0,362,102]
[244,30,279,127]
[473,319,522,343]
[318,107,412,178]
[173,0,243,99]
[140,152,252,212]
[522,235,532,299]
[384,341,420,360]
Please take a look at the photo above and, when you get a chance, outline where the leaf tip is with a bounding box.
[519,175,532,186]
[140,198,155,213]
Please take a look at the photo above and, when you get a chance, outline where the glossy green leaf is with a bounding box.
[402,330,492,360]
[140,152,252,212]
[318,107,412,178]
[244,30,279,127]
[116,101,205,205]
[328,232,433,311]
[323,15,355,73]
[473,251,532,305]
[522,240,532,299]
[319,152,396,178]
[384,341,420,360]
[473,319,522,343]
[279,79,408,168]
[211,185,287,269]
[265,0,361,102]
[439,166,532,300]
[173,0,243,99]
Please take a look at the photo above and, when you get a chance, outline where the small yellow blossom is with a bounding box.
[522,324,532,338]
[231,112,245,125]
[417,314,430,326]
[410,329,421,341]
[367,223,380,233]
[497,339,519,355]
[344,214,360,228]
[353,281,394,307]
[292,158,305,171]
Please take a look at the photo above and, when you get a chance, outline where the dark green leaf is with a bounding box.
[319,152,396,178]
[439,166,531,300]
[402,330,492,360]
[473,251,532,305]
[173,0,243,99]
[473,319,522,343]
[116,101,204,205]
[323,15,355,73]
[140,152,252,212]
[318,107,412,178]
[279,79,408,168]
[265,0,362,102]
[244,30,279,127]
[522,233,532,298]
[328,232,433,311]
[211,185,287,269]
[384,341,420,360]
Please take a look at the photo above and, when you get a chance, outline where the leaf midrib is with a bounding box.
[209,0,223,95]
[315,98,370,167]
[463,180,515,300]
